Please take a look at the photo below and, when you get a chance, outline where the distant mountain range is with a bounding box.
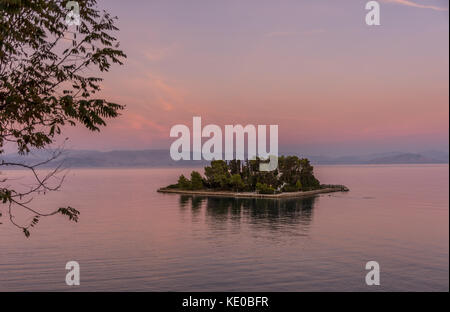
[298,150,449,165]
[1,149,448,168]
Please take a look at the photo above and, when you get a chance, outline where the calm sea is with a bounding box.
[0,165,448,291]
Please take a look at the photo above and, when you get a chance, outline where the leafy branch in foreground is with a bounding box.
[0,0,126,236]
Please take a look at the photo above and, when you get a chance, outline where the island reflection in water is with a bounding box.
[179,195,316,234]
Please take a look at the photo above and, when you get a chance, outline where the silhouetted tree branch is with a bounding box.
[0,0,126,236]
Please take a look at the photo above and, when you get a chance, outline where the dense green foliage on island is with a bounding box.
[167,156,322,194]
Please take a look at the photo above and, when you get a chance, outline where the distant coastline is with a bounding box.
[1,150,447,169]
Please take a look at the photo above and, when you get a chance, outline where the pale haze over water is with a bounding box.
[0,165,448,291]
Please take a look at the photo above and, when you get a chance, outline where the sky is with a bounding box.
[62,0,449,156]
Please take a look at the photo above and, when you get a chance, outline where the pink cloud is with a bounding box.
[143,43,178,62]
[382,0,448,11]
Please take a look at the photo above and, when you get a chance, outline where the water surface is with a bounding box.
[0,165,448,291]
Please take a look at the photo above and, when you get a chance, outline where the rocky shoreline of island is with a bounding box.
[158,185,348,199]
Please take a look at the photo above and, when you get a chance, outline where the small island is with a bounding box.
[158,156,349,199]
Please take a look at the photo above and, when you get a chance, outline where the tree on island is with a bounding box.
[0,1,126,236]
[230,174,245,192]
[177,175,191,190]
[171,156,321,194]
[190,171,204,190]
